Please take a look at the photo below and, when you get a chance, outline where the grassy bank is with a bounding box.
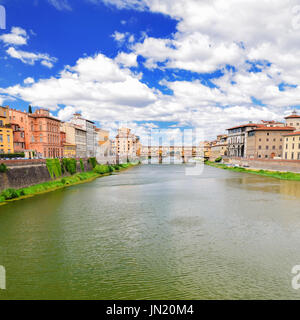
[0,162,139,205]
[205,161,300,181]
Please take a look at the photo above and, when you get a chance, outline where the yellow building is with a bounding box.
[63,143,76,158]
[0,106,14,154]
[282,131,300,160]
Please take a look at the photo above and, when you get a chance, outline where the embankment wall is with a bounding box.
[0,159,93,192]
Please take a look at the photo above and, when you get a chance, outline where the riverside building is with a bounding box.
[70,113,96,157]
[0,106,14,154]
[246,126,294,159]
[282,131,300,160]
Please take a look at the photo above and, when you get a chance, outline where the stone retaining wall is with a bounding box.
[0,159,93,192]
[228,157,300,173]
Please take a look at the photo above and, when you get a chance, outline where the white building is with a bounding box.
[70,113,96,157]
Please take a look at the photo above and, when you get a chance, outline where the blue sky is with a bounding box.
[1,0,300,139]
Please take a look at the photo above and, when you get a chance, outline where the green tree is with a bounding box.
[28,105,33,114]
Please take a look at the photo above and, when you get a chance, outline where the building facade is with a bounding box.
[74,125,87,158]
[11,123,25,153]
[9,108,63,158]
[282,131,300,160]
[60,122,76,158]
[227,123,262,158]
[285,111,300,131]
[0,106,14,154]
[246,126,294,159]
[70,113,95,157]
[115,128,139,159]
[210,135,228,161]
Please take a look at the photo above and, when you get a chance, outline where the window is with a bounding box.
[265,155,268,158]
[266,139,269,142]
[285,152,288,159]
[272,146,275,150]
[258,155,261,158]
[267,133,270,136]
[7,135,10,143]
[273,138,276,142]
[292,144,295,149]
[279,145,282,150]
[266,146,269,150]
[292,152,294,160]
[0,134,2,142]
[298,153,300,160]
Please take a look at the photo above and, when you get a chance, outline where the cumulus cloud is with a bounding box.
[24,77,35,85]
[6,47,57,68]
[0,27,28,46]
[115,52,138,67]
[1,53,157,117]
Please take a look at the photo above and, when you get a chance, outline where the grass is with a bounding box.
[205,161,300,181]
[0,162,139,205]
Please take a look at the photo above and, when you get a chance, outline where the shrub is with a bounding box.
[0,163,7,173]
[215,157,222,163]
[80,159,85,172]
[113,165,121,170]
[108,165,115,173]
[1,188,19,200]
[93,164,111,174]
[88,157,97,169]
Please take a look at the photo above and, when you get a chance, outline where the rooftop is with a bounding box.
[284,110,300,119]
[282,131,300,136]
[249,126,295,131]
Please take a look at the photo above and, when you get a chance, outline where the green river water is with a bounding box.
[1,164,300,299]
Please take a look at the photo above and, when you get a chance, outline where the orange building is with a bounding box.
[9,108,63,158]
[0,106,14,154]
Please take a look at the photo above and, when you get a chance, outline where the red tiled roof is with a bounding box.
[282,131,300,136]
[284,115,300,119]
[249,126,295,131]
[227,123,263,130]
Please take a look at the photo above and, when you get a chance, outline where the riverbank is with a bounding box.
[0,162,139,206]
[205,161,300,181]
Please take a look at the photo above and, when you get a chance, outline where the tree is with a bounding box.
[28,105,32,114]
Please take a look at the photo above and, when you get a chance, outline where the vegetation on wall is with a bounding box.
[0,153,25,159]
[215,157,222,163]
[62,158,77,175]
[46,159,62,179]
[88,157,97,169]
[0,163,7,173]
[80,159,85,172]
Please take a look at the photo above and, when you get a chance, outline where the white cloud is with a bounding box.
[1,53,157,117]
[115,52,137,67]
[48,0,72,11]
[0,27,28,46]
[111,31,127,42]
[24,77,35,85]
[6,47,57,68]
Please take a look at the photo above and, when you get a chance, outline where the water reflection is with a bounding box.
[0,165,300,299]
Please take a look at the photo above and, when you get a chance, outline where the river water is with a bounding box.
[1,164,300,299]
